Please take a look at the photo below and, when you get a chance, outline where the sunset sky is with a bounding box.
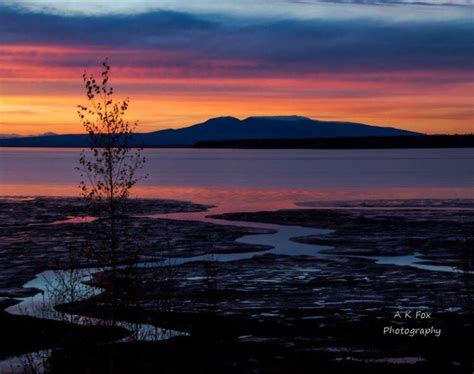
[0,0,473,136]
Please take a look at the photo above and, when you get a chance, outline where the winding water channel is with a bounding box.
[6,207,458,323]
[0,205,459,372]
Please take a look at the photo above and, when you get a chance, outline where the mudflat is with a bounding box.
[0,197,472,373]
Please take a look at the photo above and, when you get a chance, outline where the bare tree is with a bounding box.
[76,58,147,349]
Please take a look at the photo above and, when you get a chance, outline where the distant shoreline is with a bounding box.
[194,135,474,149]
[0,135,473,150]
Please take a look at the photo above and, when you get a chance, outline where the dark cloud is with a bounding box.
[0,6,218,47]
[1,4,472,76]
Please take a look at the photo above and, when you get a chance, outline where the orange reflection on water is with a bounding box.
[1,184,473,213]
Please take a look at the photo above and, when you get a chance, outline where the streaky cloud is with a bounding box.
[2,0,471,20]
[291,0,472,7]
[0,4,472,75]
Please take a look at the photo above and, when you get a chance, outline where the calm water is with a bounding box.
[1,147,473,210]
[1,147,472,369]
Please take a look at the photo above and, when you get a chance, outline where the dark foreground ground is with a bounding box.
[0,197,472,373]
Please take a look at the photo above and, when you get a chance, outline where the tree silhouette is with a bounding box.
[76,58,146,334]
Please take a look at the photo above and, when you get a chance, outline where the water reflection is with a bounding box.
[1,148,473,212]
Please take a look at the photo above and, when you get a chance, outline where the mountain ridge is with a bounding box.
[0,116,422,147]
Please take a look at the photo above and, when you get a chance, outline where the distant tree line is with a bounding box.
[194,134,474,149]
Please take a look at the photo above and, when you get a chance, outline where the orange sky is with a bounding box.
[2,62,472,135]
[1,8,473,136]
